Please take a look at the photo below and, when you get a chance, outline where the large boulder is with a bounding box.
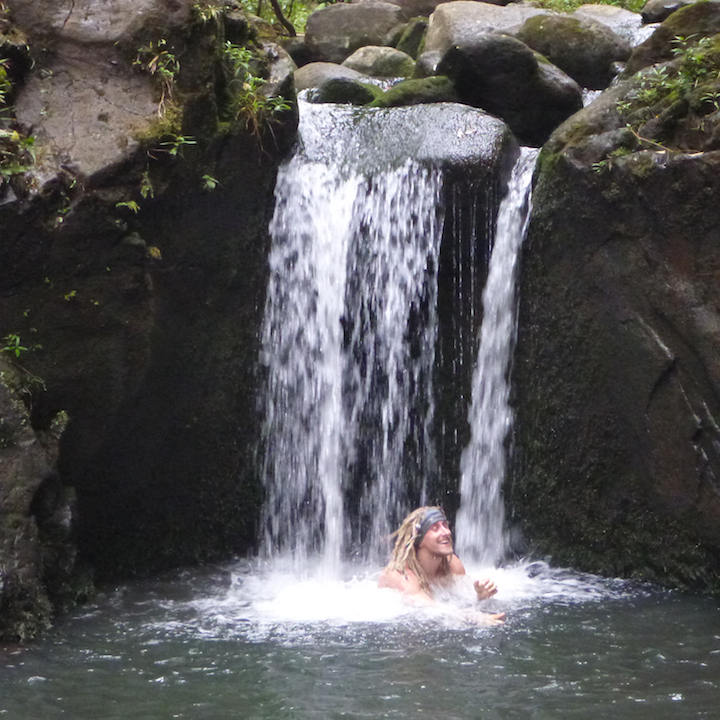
[310,76,381,104]
[423,1,549,56]
[512,29,720,591]
[294,100,517,174]
[304,3,407,64]
[437,33,583,146]
[295,61,369,91]
[342,45,416,76]
[515,14,631,89]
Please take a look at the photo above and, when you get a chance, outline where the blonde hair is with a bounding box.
[384,506,451,594]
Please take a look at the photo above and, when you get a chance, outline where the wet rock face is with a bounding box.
[0,0,297,637]
[512,22,720,590]
[0,360,55,640]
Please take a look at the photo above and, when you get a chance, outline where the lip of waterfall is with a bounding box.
[293,98,513,176]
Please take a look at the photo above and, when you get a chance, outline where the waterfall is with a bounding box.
[455,148,539,566]
[260,159,359,575]
[260,102,444,574]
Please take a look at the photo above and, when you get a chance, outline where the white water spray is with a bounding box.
[456,148,539,566]
[260,102,443,574]
[261,159,359,575]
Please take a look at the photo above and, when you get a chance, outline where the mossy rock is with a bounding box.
[342,45,415,78]
[310,76,382,105]
[369,76,458,107]
[516,14,630,90]
[396,17,428,60]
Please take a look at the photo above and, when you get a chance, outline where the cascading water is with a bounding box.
[455,148,539,566]
[260,161,359,575]
[260,101,444,573]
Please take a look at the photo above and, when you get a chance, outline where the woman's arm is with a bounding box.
[378,568,434,605]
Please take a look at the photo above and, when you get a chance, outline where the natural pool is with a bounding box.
[2,561,719,719]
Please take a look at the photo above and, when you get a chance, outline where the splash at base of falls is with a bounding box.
[184,558,629,635]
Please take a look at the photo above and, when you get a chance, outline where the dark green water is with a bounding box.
[2,562,719,719]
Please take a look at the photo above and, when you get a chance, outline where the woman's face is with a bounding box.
[419,520,454,557]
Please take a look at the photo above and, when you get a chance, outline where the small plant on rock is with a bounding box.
[621,35,720,118]
[1,333,28,358]
[614,33,720,153]
[672,35,720,92]
[134,39,180,117]
[221,42,291,136]
[192,2,225,23]
[0,57,11,105]
[0,128,35,178]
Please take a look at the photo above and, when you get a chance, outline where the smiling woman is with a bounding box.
[378,506,505,623]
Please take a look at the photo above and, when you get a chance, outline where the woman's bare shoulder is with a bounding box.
[450,553,466,575]
[378,567,422,593]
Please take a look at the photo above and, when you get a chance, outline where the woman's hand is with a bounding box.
[463,610,506,625]
[474,578,498,601]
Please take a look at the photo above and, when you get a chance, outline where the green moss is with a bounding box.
[535,146,568,186]
[312,78,381,105]
[133,102,184,145]
[368,76,457,108]
[395,17,428,60]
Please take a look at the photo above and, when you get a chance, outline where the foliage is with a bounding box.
[221,41,291,135]
[140,169,154,199]
[202,173,220,190]
[531,0,645,13]
[1,333,42,386]
[592,146,632,173]
[237,0,329,34]
[671,35,720,91]
[1,333,28,358]
[134,39,180,117]
[0,57,10,105]
[0,128,35,178]
[158,133,197,156]
[116,200,141,213]
[619,35,720,123]
[192,2,226,23]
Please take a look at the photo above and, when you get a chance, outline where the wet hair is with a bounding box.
[384,506,451,594]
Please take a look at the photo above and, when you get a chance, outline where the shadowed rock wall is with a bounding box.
[0,0,297,637]
[512,17,720,589]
